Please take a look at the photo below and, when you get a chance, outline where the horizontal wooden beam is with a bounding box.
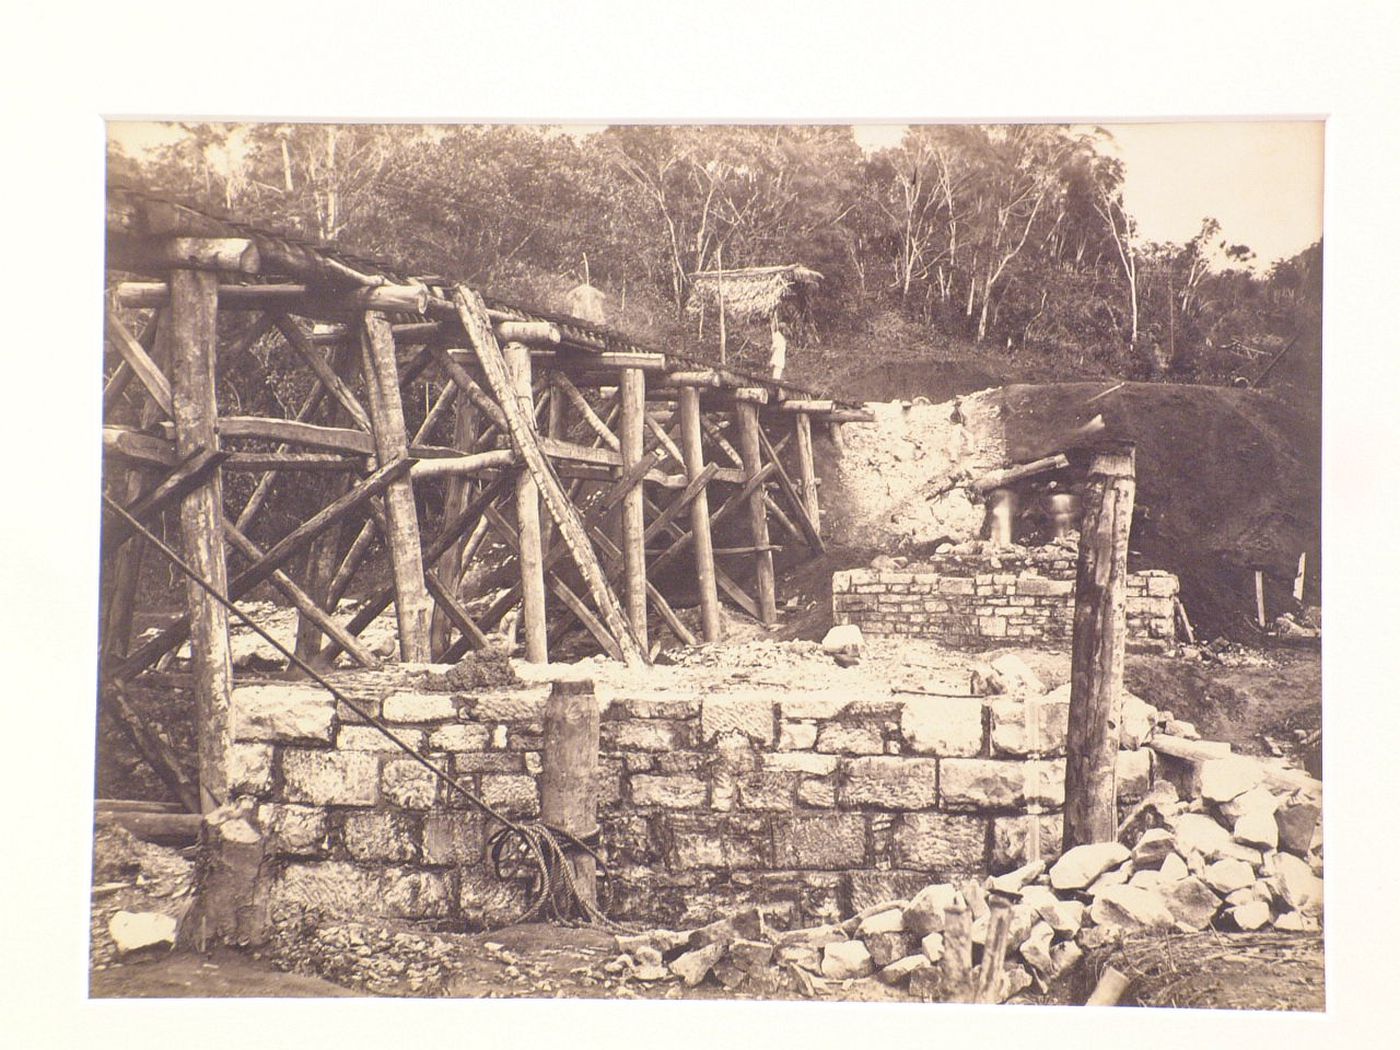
[222,452,366,472]
[102,427,177,468]
[776,399,834,414]
[218,416,377,455]
[667,370,724,388]
[734,386,770,405]
[970,453,1072,494]
[115,280,427,316]
[816,408,875,423]
[410,449,517,480]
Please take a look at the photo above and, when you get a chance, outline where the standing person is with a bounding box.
[769,319,788,380]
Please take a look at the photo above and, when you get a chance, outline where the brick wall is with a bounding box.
[231,670,1159,930]
[832,549,1179,648]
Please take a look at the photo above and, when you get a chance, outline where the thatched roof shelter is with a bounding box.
[686,264,823,322]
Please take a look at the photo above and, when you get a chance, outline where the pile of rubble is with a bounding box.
[90,819,194,970]
[268,915,465,996]
[605,748,1322,1004]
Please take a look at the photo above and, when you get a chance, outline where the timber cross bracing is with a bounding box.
[100,187,871,807]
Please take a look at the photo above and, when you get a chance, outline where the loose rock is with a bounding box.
[1088,884,1176,931]
[1203,858,1257,896]
[821,939,874,980]
[670,943,725,987]
[108,911,178,955]
[1049,842,1131,891]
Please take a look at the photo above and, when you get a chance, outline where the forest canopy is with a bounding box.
[108,122,1321,389]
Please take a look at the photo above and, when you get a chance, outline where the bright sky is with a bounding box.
[112,119,1324,271]
[853,121,1324,269]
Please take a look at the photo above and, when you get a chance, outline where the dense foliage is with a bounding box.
[108,122,1321,388]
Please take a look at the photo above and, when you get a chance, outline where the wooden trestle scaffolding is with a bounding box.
[100,188,872,812]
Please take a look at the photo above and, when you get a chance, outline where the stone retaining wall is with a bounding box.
[832,550,1178,648]
[230,670,1159,931]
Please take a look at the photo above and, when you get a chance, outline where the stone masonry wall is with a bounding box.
[229,669,1160,932]
[832,548,1179,648]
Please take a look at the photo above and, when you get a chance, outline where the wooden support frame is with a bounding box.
[755,425,826,555]
[553,372,620,452]
[271,314,373,432]
[677,386,722,643]
[735,401,778,624]
[117,458,414,678]
[792,411,822,540]
[106,310,174,418]
[504,341,550,663]
[1063,445,1137,849]
[619,368,649,649]
[359,312,432,662]
[102,448,230,546]
[441,451,662,662]
[161,268,232,812]
[453,286,644,666]
[322,473,510,666]
[222,520,381,670]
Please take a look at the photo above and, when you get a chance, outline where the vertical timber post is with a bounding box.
[735,392,777,625]
[793,410,821,540]
[678,385,721,642]
[542,375,565,553]
[619,368,649,649]
[540,678,600,911]
[162,268,232,813]
[1063,444,1137,849]
[431,393,478,658]
[358,312,432,662]
[295,343,355,665]
[505,341,548,662]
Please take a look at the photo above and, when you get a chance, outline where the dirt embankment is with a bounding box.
[814,381,1320,640]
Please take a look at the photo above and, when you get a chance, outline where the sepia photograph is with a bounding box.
[91,117,1324,1009]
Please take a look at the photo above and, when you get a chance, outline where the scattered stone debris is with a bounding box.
[601,723,1322,1004]
[89,819,194,971]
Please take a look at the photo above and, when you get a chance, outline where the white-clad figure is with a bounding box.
[769,323,788,380]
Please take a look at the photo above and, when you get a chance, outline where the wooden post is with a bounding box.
[162,268,232,813]
[987,487,1017,547]
[431,394,479,658]
[678,386,721,642]
[1063,444,1137,849]
[793,411,821,539]
[619,368,649,649]
[1255,570,1267,628]
[941,900,974,1002]
[295,344,356,664]
[974,896,1013,1003]
[735,398,777,625]
[1086,966,1132,1006]
[358,313,432,662]
[505,342,549,662]
[540,678,600,910]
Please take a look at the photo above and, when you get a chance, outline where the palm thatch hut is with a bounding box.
[686,264,823,365]
[687,264,824,322]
